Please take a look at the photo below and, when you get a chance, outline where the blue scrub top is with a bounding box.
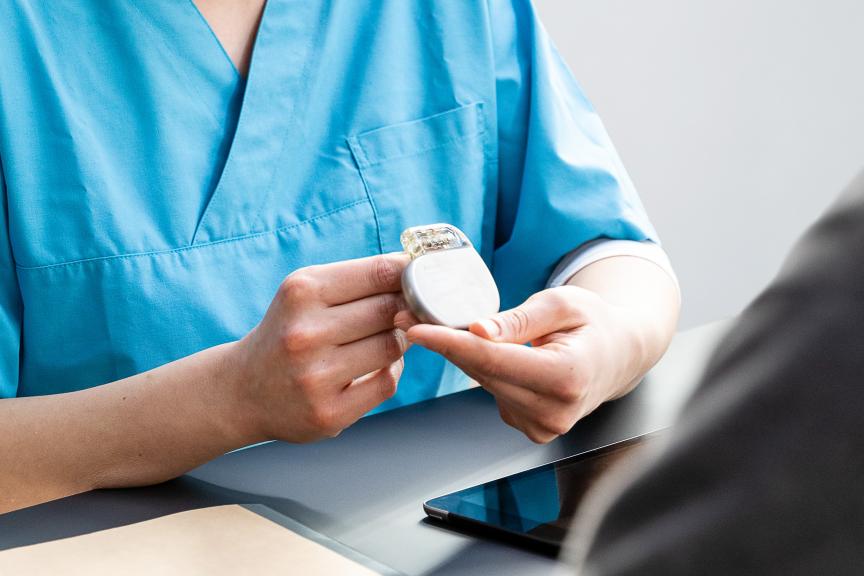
[0,0,657,412]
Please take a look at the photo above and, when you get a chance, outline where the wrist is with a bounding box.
[564,253,680,377]
[603,306,647,399]
[612,304,676,398]
[210,339,269,447]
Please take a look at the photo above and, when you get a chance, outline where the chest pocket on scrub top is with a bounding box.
[346,102,488,254]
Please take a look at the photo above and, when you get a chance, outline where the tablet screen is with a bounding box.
[424,432,663,550]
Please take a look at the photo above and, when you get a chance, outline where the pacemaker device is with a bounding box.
[400,223,500,329]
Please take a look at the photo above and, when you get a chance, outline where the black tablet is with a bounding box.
[423,431,665,554]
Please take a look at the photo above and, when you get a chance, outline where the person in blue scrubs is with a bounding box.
[0,0,679,511]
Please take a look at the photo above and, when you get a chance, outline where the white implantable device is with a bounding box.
[400,223,500,329]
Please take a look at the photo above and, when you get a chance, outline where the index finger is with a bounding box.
[308,253,409,305]
[406,324,562,388]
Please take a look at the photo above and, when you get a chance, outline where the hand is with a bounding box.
[399,286,650,444]
[233,253,412,443]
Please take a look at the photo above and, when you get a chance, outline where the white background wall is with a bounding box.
[535,0,864,328]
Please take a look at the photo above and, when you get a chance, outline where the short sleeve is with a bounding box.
[488,0,658,309]
[0,161,21,398]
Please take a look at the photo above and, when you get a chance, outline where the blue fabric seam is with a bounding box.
[346,135,370,169]
[351,102,485,168]
[347,136,384,253]
[249,5,327,235]
[357,122,486,169]
[16,199,369,272]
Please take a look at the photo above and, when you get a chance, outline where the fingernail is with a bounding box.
[477,319,500,339]
[395,329,410,352]
[404,328,424,344]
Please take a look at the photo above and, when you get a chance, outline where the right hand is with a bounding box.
[232,253,411,443]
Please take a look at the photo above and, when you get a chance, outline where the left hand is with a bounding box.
[397,286,650,443]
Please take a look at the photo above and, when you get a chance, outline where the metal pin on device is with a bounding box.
[400,223,500,329]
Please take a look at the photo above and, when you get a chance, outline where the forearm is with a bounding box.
[566,255,681,395]
[0,341,256,514]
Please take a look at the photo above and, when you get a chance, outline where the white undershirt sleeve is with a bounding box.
[546,239,680,295]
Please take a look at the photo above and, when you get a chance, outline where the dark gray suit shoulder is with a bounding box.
[571,171,864,576]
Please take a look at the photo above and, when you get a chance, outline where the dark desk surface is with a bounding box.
[0,321,731,575]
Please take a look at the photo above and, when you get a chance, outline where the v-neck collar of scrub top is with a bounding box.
[186,0,250,81]
[139,0,322,246]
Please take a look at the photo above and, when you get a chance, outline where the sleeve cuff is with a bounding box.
[546,239,680,295]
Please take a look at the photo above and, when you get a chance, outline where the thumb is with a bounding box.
[470,289,579,344]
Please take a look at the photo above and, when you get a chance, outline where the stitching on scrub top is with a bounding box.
[248,8,327,236]
[356,114,486,169]
[347,137,384,254]
[16,199,369,271]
